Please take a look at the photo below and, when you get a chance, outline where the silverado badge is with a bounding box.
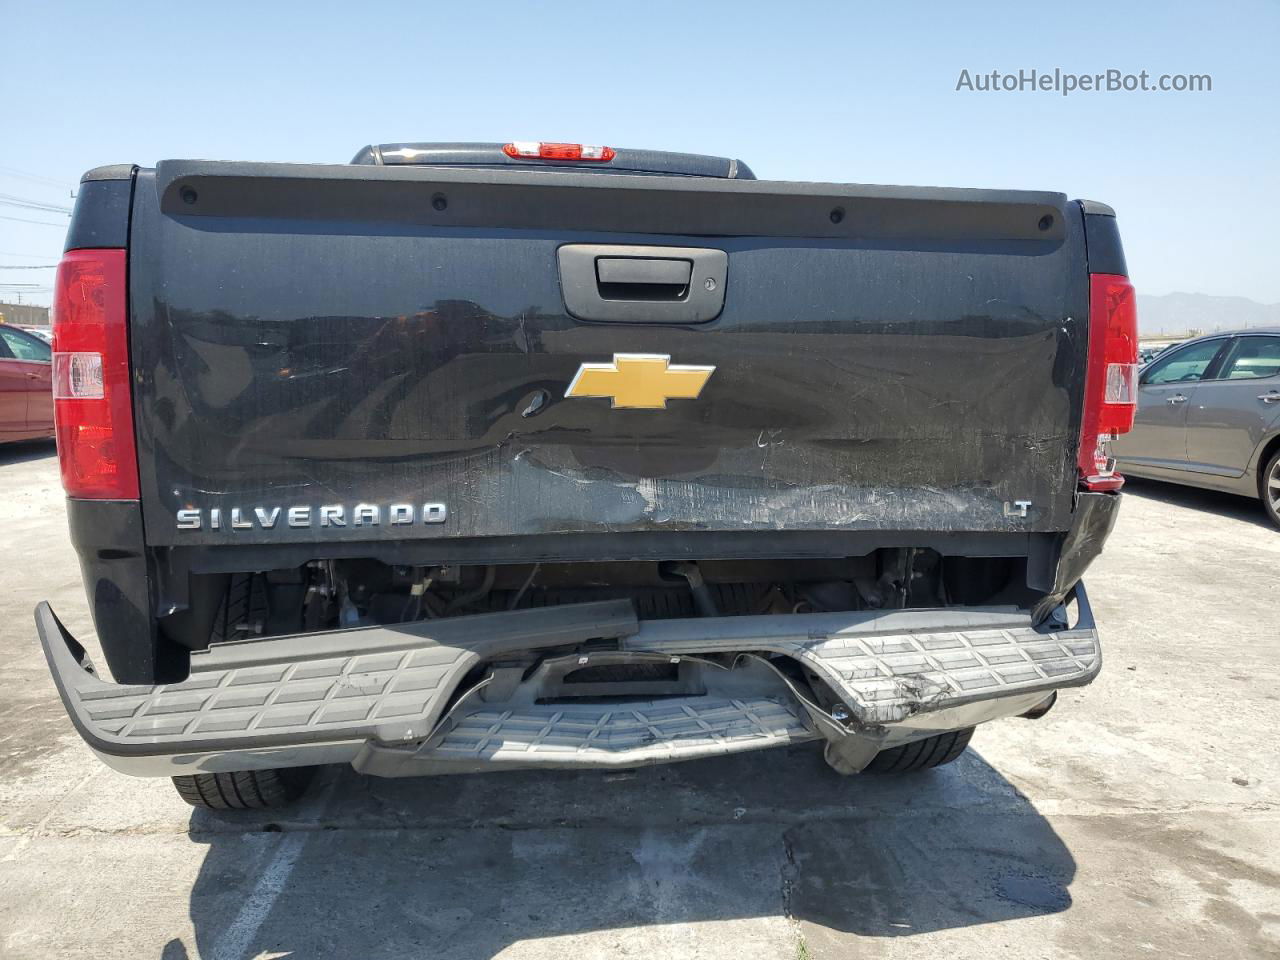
[565,353,715,409]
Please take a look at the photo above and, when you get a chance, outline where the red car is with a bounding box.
[0,324,54,442]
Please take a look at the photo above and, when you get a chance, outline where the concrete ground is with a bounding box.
[0,440,1276,960]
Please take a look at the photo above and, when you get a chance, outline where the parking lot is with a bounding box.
[0,440,1276,960]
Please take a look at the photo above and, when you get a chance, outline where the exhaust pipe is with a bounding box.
[666,562,719,618]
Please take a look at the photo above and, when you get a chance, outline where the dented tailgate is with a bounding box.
[127,161,1089,550]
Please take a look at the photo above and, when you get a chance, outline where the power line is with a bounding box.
[0,264,58,269]
[0,201,71,216]
[0,213,67,227]
[0,194,73,214]
[0,191,73,208]
[0,166,74,189]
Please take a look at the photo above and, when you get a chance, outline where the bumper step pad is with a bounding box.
[807,626,1099,724]
[423,697,812,769]
[36,600,640,758]
[624,613,1100,725]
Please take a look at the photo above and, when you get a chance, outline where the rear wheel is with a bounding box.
[171,583,319,810]
[1263,450,1280,530]
[862,727,974,774]
[172,767,317,810]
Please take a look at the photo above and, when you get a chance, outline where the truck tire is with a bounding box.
[172,768,317,810]
[211,572,268,645]
[171,573,318,810]
[862,727,974,774]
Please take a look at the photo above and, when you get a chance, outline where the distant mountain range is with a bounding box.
[1137,292,1280,336]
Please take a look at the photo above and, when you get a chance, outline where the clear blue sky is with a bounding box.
[3,0,1277,306]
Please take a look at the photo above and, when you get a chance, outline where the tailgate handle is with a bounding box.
[596,257,692,297]
[559,244,727,324]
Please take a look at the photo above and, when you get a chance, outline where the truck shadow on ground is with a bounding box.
[163,744,1075,959]
[0,438,56,467]
[1121,476,1273,529]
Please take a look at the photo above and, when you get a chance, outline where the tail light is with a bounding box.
[52,249,139,499]
[502,142,616,162]
[1078,273,1139,492]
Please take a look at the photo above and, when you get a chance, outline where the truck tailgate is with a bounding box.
[127,161,1087,549]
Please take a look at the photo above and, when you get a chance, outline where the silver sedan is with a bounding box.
[1112,328,1280,528]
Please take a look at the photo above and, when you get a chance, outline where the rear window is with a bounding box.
[1219,336,1280,381]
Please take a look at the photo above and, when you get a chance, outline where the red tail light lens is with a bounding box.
[52,249,139,499]
[1078,273,1139,492]
[502,141,616,162]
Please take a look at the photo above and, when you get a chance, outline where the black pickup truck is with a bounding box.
[37,142,1137,809]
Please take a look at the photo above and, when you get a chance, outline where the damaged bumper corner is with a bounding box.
[35,587,1100,778]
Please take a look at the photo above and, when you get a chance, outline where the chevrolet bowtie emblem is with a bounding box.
[565,353,715,409]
